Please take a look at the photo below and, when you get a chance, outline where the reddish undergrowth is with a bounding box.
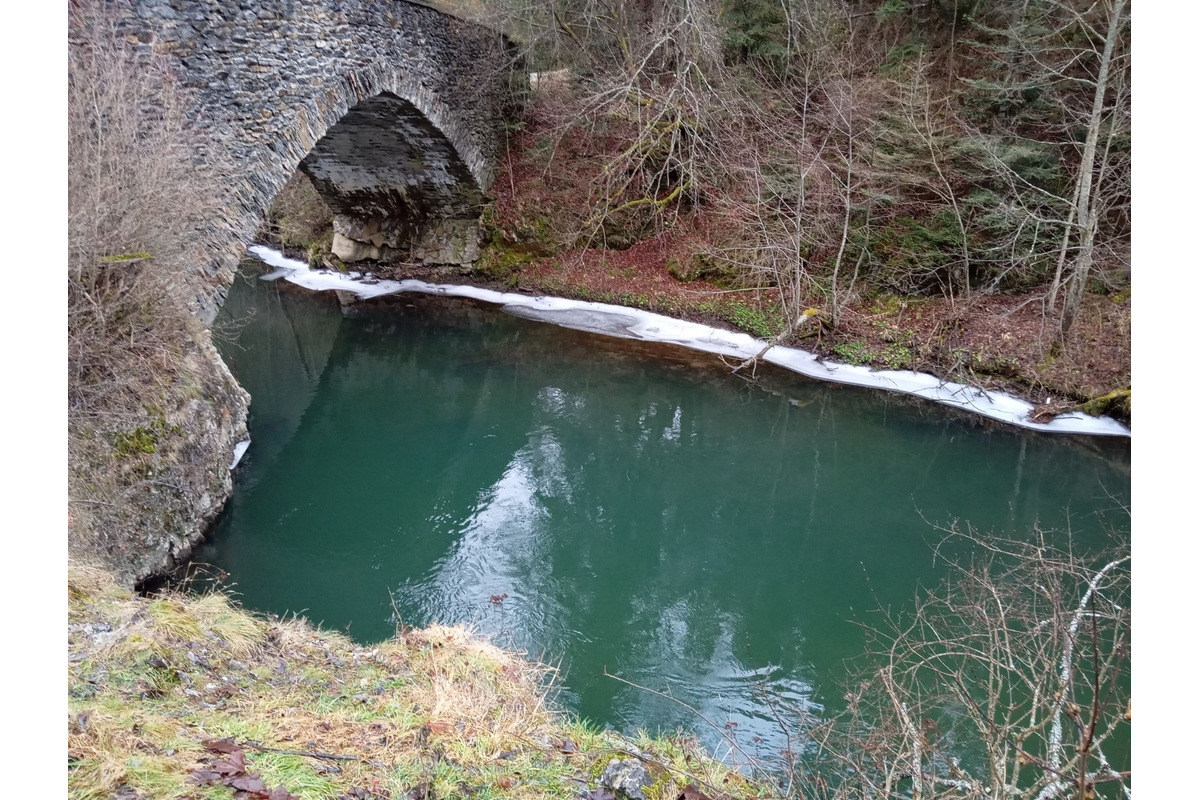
[350,89,1130,424]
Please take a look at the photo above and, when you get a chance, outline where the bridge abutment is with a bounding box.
[331,215,483,265]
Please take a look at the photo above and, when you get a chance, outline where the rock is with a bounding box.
[68,329,250,588]
[599,759,652,800]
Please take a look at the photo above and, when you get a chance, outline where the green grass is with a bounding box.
[880,343,913,370]
[67,565,767,800]
[832,341,875,366]
[724,303,784,339]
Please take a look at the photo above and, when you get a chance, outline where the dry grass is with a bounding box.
[68,0,212,412]
[68,567,766,800]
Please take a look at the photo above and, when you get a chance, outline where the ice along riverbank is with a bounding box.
[246,244,1131,438]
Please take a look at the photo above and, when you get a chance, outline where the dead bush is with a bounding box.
[789,525,1131,800]
[67,0,216,558]
[263,171,333,256]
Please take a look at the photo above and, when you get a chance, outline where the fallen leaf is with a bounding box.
[269,786,299,800]
[188,767,223,785]
[560,739,577,754]
[678,784,715,800]
[230,774,269,794]
[498,776,515,789]
[213,750,246,775]
[426,720,453,735]
[203,737,241,753]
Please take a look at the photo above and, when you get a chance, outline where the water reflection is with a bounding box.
[395,427,565,644]
[207,270,1131,759]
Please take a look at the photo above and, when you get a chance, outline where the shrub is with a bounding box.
[265,171,333,251]
[796,526,1131,800]
[68,0,217,562]
[68,1,211,408]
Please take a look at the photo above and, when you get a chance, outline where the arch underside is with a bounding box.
[114,0,521,320]
[299,92,488,264]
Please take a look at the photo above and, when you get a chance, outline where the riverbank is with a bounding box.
[262,154,1130,433]
[468,82,1132,428]
[68,564,763,800]
[248,244,1129,438]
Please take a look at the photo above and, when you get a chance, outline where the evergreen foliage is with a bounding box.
[720,0,791,74]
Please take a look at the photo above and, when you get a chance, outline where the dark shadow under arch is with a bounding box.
[299,91,488,264]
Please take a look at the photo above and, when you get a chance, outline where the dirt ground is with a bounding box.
[366,236,1130,426]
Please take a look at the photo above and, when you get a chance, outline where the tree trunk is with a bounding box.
[1059,0,1126,340]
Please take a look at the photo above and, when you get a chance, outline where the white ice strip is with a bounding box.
[230,439,251,470]
[245,244,1131,438]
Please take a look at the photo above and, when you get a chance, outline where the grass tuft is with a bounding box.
[68,565,766,800]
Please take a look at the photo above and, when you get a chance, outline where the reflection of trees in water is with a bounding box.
[211,285,1130,758]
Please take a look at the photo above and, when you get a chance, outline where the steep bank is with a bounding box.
[68,565,763,800]
[68,328,249,587]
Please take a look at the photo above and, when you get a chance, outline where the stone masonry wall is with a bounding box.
[112,0,520,322]
[73,0,519,584]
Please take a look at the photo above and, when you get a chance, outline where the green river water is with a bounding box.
[201,265,1130,758]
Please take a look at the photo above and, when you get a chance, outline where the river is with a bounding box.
[197,256,1131,762]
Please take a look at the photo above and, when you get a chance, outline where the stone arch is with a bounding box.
[224,59,505,268]
[287,64,498,264]
[114,0,520,320]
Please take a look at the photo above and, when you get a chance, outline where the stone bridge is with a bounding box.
[108,0,521,322]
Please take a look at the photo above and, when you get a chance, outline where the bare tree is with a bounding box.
[563,0,728,246]
[693,0,879,333]
[791,523,1131,800]
[961,0,1130,341]
[1050,0,1129,340]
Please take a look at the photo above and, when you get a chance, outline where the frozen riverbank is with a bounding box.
[247,245,1131,438]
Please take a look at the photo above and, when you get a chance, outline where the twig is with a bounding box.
[602,670,753,766]
[729,341,776,376]
[242,741,381,767]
